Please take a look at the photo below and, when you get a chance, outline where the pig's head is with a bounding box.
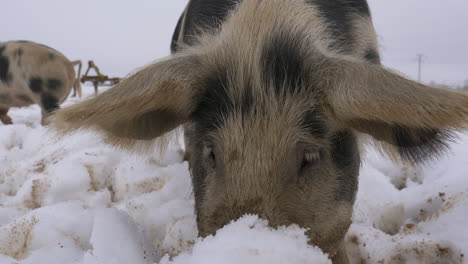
[52,12,468,257]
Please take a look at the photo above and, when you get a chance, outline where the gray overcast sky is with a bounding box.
[2,0,467,85]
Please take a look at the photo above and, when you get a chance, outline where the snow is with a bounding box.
[1,85,467,264]
[160,215,331,264]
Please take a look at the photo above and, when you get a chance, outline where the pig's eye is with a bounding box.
[300,150,321,171]
[205,146,216,169]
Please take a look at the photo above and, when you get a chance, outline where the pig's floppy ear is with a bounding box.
[53,54,203,146]
[322,58,468,163]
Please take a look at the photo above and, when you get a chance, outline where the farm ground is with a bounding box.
[1,85,467,264]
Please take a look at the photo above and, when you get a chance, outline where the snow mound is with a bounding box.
[162,215,331,264]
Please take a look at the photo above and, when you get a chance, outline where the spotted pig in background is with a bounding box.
[0,41,81,125]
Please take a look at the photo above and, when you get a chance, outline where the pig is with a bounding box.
[53,0,468,262]
[0,40,81,125]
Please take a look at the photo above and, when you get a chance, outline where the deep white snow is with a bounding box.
[0,85,467,264]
